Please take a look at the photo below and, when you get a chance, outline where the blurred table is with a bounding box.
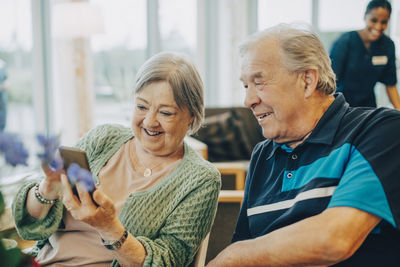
[218,190,244,203]
[212,161,249,190]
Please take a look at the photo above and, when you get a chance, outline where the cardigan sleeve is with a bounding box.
[12,179,64,241]
[129,177,220,267]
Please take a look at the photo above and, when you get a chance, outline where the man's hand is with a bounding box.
[207,207,381,267]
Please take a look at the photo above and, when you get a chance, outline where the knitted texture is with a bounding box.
[12,124,221,267]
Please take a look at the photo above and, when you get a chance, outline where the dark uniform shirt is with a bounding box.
[330,31,397,107]
[233,94,400,266]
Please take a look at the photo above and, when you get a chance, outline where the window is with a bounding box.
[90,0,147,127]
[258,0,312,30]
[89,0,197,127]
[319,0,368,32]
[0,0,37,166]
[159,0,197,56]
[318,0,369,50]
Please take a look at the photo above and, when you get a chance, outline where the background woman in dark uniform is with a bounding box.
[330,0,400,109]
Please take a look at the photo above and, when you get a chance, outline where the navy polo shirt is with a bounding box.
[330,31,397,107]
[233,94,400,266]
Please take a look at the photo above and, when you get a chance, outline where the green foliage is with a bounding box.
[0,192,4,215]
[7,73,33,103]
[0,234,23,267]
[0,50,33,104]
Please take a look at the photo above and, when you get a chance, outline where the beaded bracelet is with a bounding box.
[34,183,59,205]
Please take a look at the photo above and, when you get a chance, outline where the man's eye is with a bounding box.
[136,105,146,110]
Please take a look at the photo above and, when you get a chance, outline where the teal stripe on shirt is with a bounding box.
[282,143,352,192]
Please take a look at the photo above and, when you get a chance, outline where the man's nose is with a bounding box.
[244,86,260,109]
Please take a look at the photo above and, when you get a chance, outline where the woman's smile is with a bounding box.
[143,128,163,136]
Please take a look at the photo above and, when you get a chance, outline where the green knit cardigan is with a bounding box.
[12,124,221,267]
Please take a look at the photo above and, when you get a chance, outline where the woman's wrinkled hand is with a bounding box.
[61,174,118,232]
[40,163,64,200]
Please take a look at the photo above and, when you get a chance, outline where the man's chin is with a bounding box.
[261,131,277,141]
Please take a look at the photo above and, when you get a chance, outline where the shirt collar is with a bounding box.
[265,93,348,159]
[306,93,348,145]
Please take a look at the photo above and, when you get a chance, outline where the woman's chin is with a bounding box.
[368,33,382,42]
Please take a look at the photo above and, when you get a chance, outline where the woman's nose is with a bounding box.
[375,22,386,31]
[143,112,159,127]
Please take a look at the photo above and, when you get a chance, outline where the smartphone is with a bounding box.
[58,146,96,199]
[59,146,91,171]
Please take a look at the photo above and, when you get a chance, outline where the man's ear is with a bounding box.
[304,69,319,98]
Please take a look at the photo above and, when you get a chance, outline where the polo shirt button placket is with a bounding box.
[291,154,298,160]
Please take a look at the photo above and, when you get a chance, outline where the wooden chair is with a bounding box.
[189,232,211,267]
[205,190,244,264]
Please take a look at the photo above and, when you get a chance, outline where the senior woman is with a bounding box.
[12,52,221,267]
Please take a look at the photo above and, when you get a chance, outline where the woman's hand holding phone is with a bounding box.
[58,146,97,207]
[61,174,118,231]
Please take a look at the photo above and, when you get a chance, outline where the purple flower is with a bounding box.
[36,134,63,171]
[49,155,64,172]
[66,163,80,183]
[66,163,94,192]
[0,132,29,166]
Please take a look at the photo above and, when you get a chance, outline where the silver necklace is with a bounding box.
[140,159,164,177]
[132,140,181,177]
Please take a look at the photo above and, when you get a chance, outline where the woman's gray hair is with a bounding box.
[134,52,204,134]
[239,23,336,94]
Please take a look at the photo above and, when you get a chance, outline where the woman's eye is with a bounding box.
[136,105,146,110]
[161,111,172,116]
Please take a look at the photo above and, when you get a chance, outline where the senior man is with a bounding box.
[208,24,400,267]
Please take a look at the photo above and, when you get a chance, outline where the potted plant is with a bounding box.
[0,132,63,267]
